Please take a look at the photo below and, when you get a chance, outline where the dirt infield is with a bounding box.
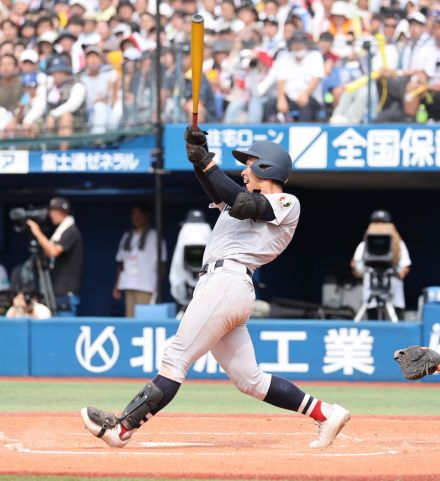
[1,413,440,481]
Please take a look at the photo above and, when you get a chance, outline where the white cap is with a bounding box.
[113,23,132,35]
[159,3,174,17]
[395,19,410,39]
[330,1,351,18]
[407,12,427,25]
[37,31,58,44]
[70,0,88,9]
[20,49,39,63]
[123,47,142,60]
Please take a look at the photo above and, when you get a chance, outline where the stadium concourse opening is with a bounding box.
[0,166,438,317]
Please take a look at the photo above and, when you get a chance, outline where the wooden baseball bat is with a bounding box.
[191,14,204,130]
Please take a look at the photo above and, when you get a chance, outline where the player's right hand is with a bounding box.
[184,125,208,146]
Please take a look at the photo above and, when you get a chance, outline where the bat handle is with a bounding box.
[192,112,198,130]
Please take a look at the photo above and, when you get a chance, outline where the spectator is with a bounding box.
[261,15,283,57]
[70,0,88,19]
[6,292,52,319]
[36,30,57,71]
[0,263,9,292]
[224,50,272,124]
[330,29,400,124]
[205,40,234,119]
[81,11,100,46]
[113,202,167,318]
[35,16,56,37]
[215,0,244,33]
[1,19,19,43]
[238,4,259,28]
[45,56,87,144]
[163,43,216,123]
[264,32,324,122]
[0,53,22,136]
[378,12,437,121]
[116,0,136,24]
[54,0,70,29]
[19,20,37,46]
[328,1,354,59]
[80,45,119,133]
[310,0,334,41]
[96,0,116,22]
[55,29,83,74]
[351,210,411,321]
[426,16,440,121]
[8,72,46,138]
[26,197,83,315]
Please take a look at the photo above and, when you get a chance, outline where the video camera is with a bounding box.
[364,234,393,270]
[183,245,205,275]
[9,206,49,233]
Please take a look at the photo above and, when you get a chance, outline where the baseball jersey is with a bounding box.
[203,192,300,271]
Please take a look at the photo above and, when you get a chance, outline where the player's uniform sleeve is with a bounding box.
[264,194,300,226]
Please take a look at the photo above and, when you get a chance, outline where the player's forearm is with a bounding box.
[205,165,245,206]
[194,166,222,204]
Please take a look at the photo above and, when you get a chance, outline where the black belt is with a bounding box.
[199,260,253,278]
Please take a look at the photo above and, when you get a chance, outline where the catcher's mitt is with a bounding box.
[394,346,440,380]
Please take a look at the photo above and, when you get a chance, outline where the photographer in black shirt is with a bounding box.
[26,197,83,315]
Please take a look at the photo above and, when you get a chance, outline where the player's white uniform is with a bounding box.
[160,192,300,399]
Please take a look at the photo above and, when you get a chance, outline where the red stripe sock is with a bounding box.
[119,424,130,439]
[310,400,327,422]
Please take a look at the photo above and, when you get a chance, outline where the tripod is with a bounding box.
[354,267,399,323]
[28,239,57,314]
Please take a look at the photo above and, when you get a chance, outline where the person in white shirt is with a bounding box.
[0,264,9,292]
[263,31,324,121]
[351,210,411,321]
[380,12,436,119]
[80,45,119,134]
[113,202,167,317]
[6,291,52,320]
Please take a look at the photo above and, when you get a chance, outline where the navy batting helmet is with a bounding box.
[232,141,292,184]
[370,210,392,223]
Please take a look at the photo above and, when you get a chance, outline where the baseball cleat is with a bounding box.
[309,404,351,448]
[80,406,134,448]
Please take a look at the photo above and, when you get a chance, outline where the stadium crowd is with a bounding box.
[0,0,439,137]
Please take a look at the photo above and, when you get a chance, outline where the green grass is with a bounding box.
[0,379,439,415]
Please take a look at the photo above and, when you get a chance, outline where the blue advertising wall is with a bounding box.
[2,305,440,381]
[164,124,440,172]
[0,124,438,174]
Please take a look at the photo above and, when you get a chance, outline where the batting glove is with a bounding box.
[186,143,215,170]
[184,126,209,151]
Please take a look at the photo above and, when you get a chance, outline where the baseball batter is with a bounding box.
[81,127,350,449]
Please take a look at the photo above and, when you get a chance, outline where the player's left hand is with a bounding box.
[394,345,440,380]
[186,143,215,170]
[26,219,42,236]
[184,126,208,146]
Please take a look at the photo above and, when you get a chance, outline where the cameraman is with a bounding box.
[6,291,51,320]
[26,197,83,315]
[351,210,411,320]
